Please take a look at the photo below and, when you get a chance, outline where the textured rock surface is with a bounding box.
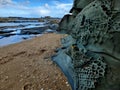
[54,0,120,90]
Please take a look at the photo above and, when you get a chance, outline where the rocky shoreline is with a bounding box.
[0,20,59,47]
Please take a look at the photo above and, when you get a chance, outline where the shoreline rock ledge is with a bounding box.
[52,0,120,90]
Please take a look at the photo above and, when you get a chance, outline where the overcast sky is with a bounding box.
[0,0,73,17]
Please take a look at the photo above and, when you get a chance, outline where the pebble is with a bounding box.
[19,78,23,82]
[65,82,68,84]
[66,84,69,87]
[66,82,69,86]
[5,76,9,79]
[48,61,53,65]
[0,57,2,60]
[41,88,43,90]
[32,76,35,78]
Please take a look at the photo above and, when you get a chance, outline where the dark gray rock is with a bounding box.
[57,14,75,33]
[21,26,49,34]
[53,0,120,90]
[0,30,15,37]
[49,24,59,30]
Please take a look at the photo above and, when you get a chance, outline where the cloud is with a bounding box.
[0,0,14,7]
[31,6,51,16]
[55,2,72,14]
[0,0,72,17]
[47,2,72,17]
[0,0,12,5]
[44,3,49,9]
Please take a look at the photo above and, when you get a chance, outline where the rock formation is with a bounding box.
[53,0,120,90]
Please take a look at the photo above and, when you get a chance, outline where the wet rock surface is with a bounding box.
[54,0,120,90]
[0,22,57,36]
[0,21,59,46]
[20,26,49,35]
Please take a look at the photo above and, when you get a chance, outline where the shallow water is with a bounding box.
[0,22,44,27]
[0,34,42,47]
[0,22,50,47]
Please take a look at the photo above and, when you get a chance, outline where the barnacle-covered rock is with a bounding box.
[69,44,106,90]
[53,0,120,90]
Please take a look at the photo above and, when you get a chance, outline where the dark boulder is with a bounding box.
[20,26,49,35]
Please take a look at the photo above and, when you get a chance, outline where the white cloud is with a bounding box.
[0,0,12,4]
[32,6,51,16]
[49,2,72,17]
[0,0,16,7]
[55,3,72,14]
[44,3,49,9]
[0,0,72,17]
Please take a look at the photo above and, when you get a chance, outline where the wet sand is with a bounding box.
[0,33,72,90]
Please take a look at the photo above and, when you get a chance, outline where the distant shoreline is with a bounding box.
[0,17,60,47]
[0,16,61,23]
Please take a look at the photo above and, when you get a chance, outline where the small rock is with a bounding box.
[66,84,69,87]
[6,76,9,79]
[19,78,23,82]
[0,57,2,60]
[32,76,35,78]
[65,82,68,84]
[41,88,43,90]
[23,83,33,90]
[65,82,70,86]
[48,61,53,65]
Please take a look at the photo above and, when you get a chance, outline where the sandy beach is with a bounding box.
[0,33,71,90]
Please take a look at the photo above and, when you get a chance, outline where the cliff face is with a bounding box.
[54,0,120,90]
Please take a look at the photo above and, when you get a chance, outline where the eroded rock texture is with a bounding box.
[54,0,120,90]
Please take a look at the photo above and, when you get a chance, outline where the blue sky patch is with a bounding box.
[0,0,73,17]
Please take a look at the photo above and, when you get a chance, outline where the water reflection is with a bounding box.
[0,34,42,47]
